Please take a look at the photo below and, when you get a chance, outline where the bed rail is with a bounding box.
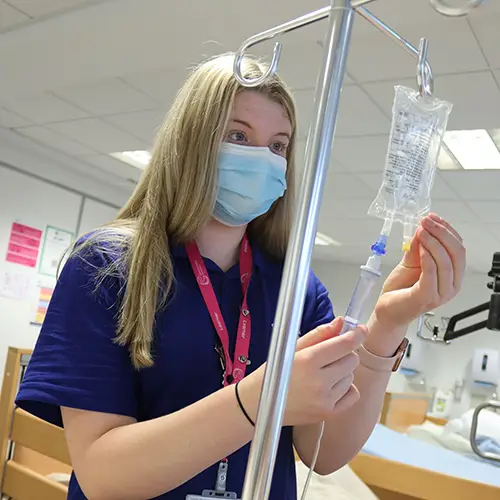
[470,400,500,463]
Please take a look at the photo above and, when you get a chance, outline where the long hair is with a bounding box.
[73,54,298,369]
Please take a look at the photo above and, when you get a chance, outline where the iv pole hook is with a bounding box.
[233,6,331,87]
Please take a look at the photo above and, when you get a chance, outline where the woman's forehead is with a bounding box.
[231,91,292,135]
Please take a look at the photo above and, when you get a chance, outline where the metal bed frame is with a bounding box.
[230,1,490,498]
[470,400,500,463]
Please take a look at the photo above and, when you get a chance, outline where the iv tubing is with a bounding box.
[302,239,385,497]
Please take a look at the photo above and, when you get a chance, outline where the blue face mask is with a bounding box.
[213,143,287,227]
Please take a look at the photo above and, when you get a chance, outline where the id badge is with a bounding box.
[186,461,240,500]
[186,491,238,499]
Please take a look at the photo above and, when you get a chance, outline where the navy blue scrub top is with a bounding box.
[16,239,334,500]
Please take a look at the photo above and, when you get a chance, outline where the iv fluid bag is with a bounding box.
[368,86,453,228]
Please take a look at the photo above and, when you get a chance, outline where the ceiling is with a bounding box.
[0,0,499,274]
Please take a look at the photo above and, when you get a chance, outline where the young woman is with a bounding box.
[16,54,465,500]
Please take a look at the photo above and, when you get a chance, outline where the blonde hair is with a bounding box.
[74,54,298,369]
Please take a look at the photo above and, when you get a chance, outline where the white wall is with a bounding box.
[313,258,500,417]
[0,157,121,383]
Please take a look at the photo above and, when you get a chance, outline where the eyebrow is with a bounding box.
[230,118,291,140]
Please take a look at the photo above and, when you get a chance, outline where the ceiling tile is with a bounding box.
[122,66,189,107]
[332,135,388,173]
[294,85,390,139]
[467,201,500,223]
[431,200,479,224]
[486,223,500,242]
[493,70,500,90]
[53,78,159,116]
[82,154,142,182]
[468,14,500,69]
[365,0,451,26]
[468,1,500,18]
[323,172,374,200]
[347,18,487,84]
[0,1,30,31]
[15,125,97,156]
[48,118,149,153]
[104,109,166,143]
[441,170,500,201]
[294,139,346,176]
[336,86,390,137]
[1,92,89,124]
[0,107,32,127]
[5,0,92,18]
[278,41,325,91]
[364,72,500,131]
[319,198,373,221]
[454,222,499,266]
[432,173,460,201]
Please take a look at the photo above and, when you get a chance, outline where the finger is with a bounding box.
[321,351,359,379]
[422,217,466,290]
[418,244,437,294]
[296,317,343,352]
[307,326,367,368]
[418,229,454,299]
[332,385,360,414]
[330,373,354,402]
[429,213,463,243]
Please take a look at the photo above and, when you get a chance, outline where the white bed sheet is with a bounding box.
[361,424,500,488]
[406,420,475,455]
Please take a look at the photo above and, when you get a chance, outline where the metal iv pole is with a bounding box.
[232,1,486,499]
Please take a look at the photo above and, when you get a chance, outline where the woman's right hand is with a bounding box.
[238,317,366,427]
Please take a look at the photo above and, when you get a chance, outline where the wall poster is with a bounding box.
[38,226,74,278]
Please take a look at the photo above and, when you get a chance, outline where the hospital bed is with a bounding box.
[349,392,500,500]
[2,348,500,500]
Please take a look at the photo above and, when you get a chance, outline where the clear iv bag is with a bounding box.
[368,86,453,247]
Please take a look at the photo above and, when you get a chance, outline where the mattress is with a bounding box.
[361,424,500,488]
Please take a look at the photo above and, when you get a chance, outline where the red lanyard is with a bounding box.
[186,235,252,386]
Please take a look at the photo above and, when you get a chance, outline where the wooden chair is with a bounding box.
[0,347,71,500]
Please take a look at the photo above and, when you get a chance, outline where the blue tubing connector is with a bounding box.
[371,234,388,256]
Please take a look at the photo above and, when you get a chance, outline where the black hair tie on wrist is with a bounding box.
[235,381,255,427]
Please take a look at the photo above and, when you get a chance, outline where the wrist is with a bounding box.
[365,312,409,358]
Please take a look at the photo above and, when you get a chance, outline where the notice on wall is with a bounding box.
[39,226,74,277]
[5,222,43,268]
[33,285,55,325]
[0,269,34,301]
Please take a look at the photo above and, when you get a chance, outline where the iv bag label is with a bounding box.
[383,109,438,205]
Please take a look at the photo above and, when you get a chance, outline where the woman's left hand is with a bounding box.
[373,213,466,332]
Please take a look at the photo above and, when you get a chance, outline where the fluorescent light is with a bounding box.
[315,232,341,247]
[443,130,500,170]
[110,150,151,169]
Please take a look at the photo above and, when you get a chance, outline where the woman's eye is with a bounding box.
[271,142,288,155]
[228,131,247,143]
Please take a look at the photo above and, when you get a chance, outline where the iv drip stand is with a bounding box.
[233,1,486,499]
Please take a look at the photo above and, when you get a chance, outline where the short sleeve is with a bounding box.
[300,270,335,334]
[16,247,138,427]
